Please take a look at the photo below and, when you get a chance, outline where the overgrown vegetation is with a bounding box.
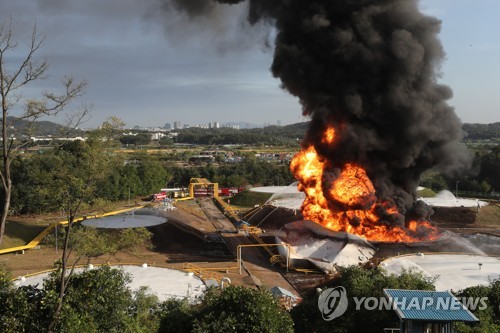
[291,266,436,333]
[8,150,294,216]
[172,123,307,147]
[454,281,500,333]
[291,266,500,333]
[419,144,499,199]
[0,265,161,333]
[0,267,294,333]
[463,123,500,141]
[6,117,499,212]
[159,286,294,333]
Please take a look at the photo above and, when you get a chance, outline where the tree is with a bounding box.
[127,286,162,333]
[136,153,169,195]
[419,171,448,192]
[0,18,87,246]
[119,132,152,147]
[454,280,500,333]
[479,146,500,192]
[193,286,294,333]
[291,266,436,333]
[0,264,47,332]
[1,264,161,333]
[43,266,136,332]
[157,285,294,333]
[47,224,152,331]
[157,298,195,333]
[46,118,129,332]
[159,136,174,146]
[10,152,69,214]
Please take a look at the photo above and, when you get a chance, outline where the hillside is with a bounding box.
[2,117,498,143]
[3,116,82,137]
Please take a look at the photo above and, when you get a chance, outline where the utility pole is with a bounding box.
[55,223,58,254]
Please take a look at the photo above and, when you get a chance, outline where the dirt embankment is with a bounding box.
[431,205,500,236]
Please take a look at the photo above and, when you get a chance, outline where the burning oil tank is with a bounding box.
[244,185,496,264]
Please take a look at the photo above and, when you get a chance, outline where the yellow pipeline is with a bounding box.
[0,206,144,255]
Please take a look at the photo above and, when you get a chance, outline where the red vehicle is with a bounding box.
[219,188,230,196]
[152,192,167,201]
[193,187,244,197]
[218,187,244,197]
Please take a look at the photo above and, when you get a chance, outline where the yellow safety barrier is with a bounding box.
[0,206,144,255]
[214,196,240,222]
[181,262,226,283]
[12,262,236,287]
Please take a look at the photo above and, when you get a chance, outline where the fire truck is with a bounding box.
[193,187,244,197]
[151,192,167,201]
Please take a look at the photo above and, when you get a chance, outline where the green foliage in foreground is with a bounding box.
[454,280,500,333]
[0,266,293,333]
[158,286,294,333]
[291,266,436,333]
[2,262,498,333]
[0,266,161,333]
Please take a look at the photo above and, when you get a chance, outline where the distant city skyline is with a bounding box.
[1,1,499,129]
[134,119,289,131]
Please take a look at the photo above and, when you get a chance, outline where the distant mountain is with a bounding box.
[250,122,309,140]
[256,121,498,142]
[3,116,82,137]
[3,116,498,142]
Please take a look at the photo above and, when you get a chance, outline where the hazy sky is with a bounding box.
[1,0,498,128]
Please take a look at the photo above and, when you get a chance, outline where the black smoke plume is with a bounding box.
[160,0,471,220]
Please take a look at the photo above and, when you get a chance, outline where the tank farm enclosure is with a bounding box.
[3,0,500,304]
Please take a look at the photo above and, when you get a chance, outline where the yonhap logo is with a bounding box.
[317,286,348,321]
[317,286,491,322]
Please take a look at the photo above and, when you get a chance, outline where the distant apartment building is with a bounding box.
[151,132,166,141]
[173,121,181,130]
[223,124,240,130]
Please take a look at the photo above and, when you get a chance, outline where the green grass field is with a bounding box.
[417,187,436,198]
[1,221,47,249]
[229,190,272,208]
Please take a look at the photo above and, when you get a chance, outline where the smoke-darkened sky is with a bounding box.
[0,0,498,128]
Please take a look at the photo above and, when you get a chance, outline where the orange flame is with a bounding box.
[291,129,440,242]
[321,127,336,145]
